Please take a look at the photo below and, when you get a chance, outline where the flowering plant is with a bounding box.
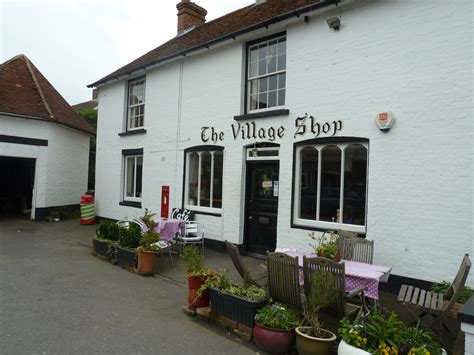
[255,302,299,331]
[309,230,340,259]
[339,310,443,355]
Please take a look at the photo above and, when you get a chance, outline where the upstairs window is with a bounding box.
[247,34,286,112]
[185,148,224,213]
[127,78,146,130]
[293,141,368,233]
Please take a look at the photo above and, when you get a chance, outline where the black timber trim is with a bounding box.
[290,136,369,231]
[34,204,79,221]
[119,201,142,208]
[234,109,289,121]
[118,128,147,137]
[122,148,143,156]
[181,145,225,209]
[379,274,434,295]
[0,134,48,147]
[191,210,222,217]
[459,296,474,325]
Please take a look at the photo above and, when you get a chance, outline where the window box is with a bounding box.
[116,246,137,268]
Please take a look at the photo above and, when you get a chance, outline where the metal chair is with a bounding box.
[267,252,302,311]
[340,237,374,264]
[225,240,267,287]
[397,253,471,350]
[303,256,367,322]
[177,221,205,257]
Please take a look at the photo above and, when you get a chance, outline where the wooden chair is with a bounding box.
[340,237,374,264]
[397,253,471,350]
[267,252,302,311]
[225,241,267,287]
[303,256,367,322]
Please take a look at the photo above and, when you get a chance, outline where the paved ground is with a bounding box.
[0,218,256,354]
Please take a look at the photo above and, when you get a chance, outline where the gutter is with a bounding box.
[88,0,339,88]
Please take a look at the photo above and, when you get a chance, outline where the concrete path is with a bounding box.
[0,218,256,354]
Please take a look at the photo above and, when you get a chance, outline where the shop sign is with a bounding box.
[200,113,343,143]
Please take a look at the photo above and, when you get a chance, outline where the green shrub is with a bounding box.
[118,223,141,249]
[181,245,205,275]
[137,231,160,252]
[96,219,113,240]
[431,280,474,304]
[107,223,120,242]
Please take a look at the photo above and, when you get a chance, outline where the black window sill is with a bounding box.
[234,109,289,121]
[118,128,147,136]
[119,201,142,208]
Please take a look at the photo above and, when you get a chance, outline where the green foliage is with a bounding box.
[96,219,114,240]
[302,271,338,337]
[140,209,157,230]
[339,310,443,354]
[309,230,340,259]
[181,245,205,275]
[77,108,97,191]
[118,223,141,249]
[255,302,299,331]
[107,223,120,242]
[77,108,97,130]
[199,270,267,302]
[137,231,161,252]
[431,280,474,304]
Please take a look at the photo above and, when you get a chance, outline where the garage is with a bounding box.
[0,156,36,217]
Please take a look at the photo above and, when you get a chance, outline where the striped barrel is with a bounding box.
[80,196,96,225]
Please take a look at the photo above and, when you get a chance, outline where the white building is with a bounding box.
[0,54,93,220]
[90,0,473,286]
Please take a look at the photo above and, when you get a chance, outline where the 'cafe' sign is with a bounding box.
[201,113,343,143]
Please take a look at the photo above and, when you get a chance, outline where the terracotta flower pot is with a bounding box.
[187,275,210,307]
[254,321,295,354]
[317,248,341,262]
[137,250,156,275]
[295,326,336,355]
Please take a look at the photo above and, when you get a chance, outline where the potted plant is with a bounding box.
[431,280,474,318]
[295,270,338,355]
[93,219,114,258]
[203,271,268,328]
[116,223,141,268]
[253,302,299,353]
[309,230,340,261]
[136,230,160,275]
[338,310,446,355]
[181,245,213,308]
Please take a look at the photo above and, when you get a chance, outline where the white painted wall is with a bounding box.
[94,0,473,285]
[0,114,90,216]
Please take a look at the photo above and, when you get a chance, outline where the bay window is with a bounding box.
[294,141,368,233]
[185,148,223,213]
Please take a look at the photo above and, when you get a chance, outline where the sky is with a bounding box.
[0,0,252,105]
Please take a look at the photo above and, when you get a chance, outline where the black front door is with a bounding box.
[244,162,279,255]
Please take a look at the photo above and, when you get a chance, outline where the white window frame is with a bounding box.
[293,142,368,233]
[127,78,146,131]
[184,150,224,214]
[247,35,286,113]
[123,155,143,202]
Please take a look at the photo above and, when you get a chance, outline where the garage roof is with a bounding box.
[0,55,95,135]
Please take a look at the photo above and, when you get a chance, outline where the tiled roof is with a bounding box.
[0,54,95,135]
[72,99,98,112]
[90,0,335,87]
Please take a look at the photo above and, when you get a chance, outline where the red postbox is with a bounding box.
[80,194,96,225]
[161,186,169,218]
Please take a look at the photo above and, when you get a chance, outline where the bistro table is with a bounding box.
[154,218,184,242]
[283,250,391,300]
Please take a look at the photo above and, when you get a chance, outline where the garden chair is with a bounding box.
[303,256,368,323]
[397,253,471,350]
[267,252,302,311]
[340,237,374,264]
[177,221,205,258]
[225,240,267,287]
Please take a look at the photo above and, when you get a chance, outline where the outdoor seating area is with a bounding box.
[90,212,470,354]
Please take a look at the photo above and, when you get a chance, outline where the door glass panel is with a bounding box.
[343,144,367,225]
[299,146,318,220]
[320,145,341,222]
[253,167,278,200]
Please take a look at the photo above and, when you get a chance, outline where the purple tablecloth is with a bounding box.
[156,219,183,242]
[285,251,391,300]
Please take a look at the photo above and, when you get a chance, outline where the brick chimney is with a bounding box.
[176,0,207,35]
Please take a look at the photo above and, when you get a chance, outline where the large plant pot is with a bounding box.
[209,287,267,327]
[94,238,109,258]
[254,321,295,354]
[188,275,210,307]
[137,250,156,275]
[295,326,336,355]
[338,339,370,355]
[116,246,137,268]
